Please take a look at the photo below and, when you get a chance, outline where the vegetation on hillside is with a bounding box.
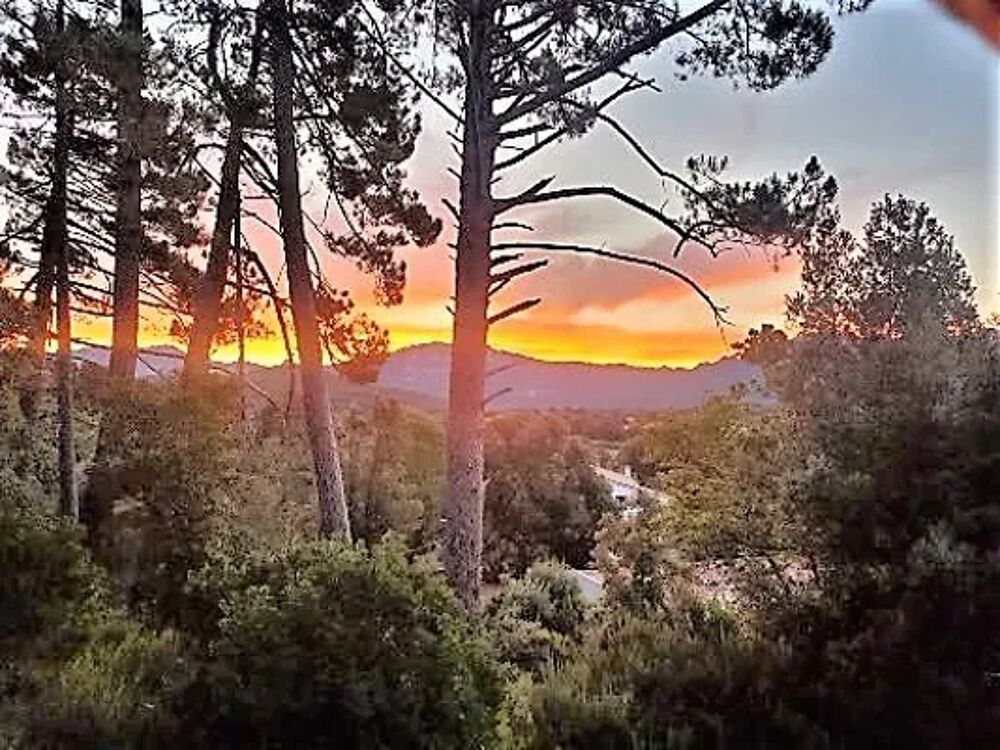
[2,0,996,746]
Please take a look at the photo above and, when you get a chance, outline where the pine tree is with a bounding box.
[421,0,870,605]
[168,0,440,537]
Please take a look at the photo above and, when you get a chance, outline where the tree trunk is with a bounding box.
[183,121,244,379]
[268,0,351,541]
[19,199,56,421]
[28,256,54,370]
[235,176,247,423]
[109,0,143,380]
[53,0,78,518]
[443,2,496,607]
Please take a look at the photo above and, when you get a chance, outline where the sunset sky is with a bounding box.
[75,0,999,369]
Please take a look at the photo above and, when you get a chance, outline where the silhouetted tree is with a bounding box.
[788,194,980,338]
[177,0,440,382]
[107,0,143,379]
[179,0,267,379]
[50,0,77,518]
[421,0,871,605]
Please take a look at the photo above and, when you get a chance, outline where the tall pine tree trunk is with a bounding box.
[443,3,496,607]
[20,199,56,422]
[268,0,351,540]
[53,0,77,518]
[109,0,143,380]
[183,122,244,379]
[21,245,54,419]
[83,0,143,558]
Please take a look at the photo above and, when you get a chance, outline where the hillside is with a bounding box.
[73,342,763,412]
[378,343,764,411]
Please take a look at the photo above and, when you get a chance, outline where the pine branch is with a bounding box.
[493,241,730,325]
[497,184,715,255]
[355,1,463,125]
[494,73,652,172]
[488,297,541,325]
[497,0,729,125]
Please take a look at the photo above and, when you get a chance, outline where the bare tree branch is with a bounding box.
[497,184,716,257]
[494,175,556,211]
[494,75,649,172]
[483,386,513,408]
[488,297,541,325]
[493,241,730,324]
[489,258,548,297]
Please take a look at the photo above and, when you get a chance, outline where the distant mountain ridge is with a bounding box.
[72,342,763,412]
[378,343,763,411]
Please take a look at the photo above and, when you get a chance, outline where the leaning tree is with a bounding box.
[166,0,440,538]
[415,0,873,605]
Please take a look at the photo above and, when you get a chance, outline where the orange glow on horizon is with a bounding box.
[60,243,801,371]
[69,311,754,371]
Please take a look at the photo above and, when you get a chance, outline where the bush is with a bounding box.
[0,497,103,654]
[526,607,820,749]
[486,562,590,674]
[0,495,185,748]
[81,377,240,624]
[484,414,613,580]
[24,620,186,748]
[178,540,504,748]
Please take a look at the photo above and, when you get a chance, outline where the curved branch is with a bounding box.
[494,75,648,172]
[493,241,730,325]
[242,239,297,422]
[589,111,712,207]
[496,185,714,256]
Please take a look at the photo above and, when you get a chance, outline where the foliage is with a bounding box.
[762,326,1000,747]
[619,396,796,562]
[0,273,29,352]
[525,607,818,749]
[340,398,445,546]
[0,495,103,654]
[315,286,390,384]
[0,0,209,329]
[0,352,57,505]
[24,619,186,748]
[82,376,241,624]
[178,539,504,748]
[484,413,613,580]
[587,195,1000,747]
[0,492,184,749]
[486,561,590,674]
[725,197,1000,746]
[788,194,980,338]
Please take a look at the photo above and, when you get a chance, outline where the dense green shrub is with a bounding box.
[24,619,186,748]
[486,562,590,674]
[484,414,613,580]
[81,377,240,624]
[0,498,103,654]
[0,495,185,749]
[526,607,819,749]
[178,540,504,748]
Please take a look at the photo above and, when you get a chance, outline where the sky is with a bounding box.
[78,0,1000,368]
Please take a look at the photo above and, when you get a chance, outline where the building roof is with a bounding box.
[591,465,670,504]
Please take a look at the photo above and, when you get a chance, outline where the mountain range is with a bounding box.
[73,342,764,412]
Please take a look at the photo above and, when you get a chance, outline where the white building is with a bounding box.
[567,569,605,604]
[591,465,668,518]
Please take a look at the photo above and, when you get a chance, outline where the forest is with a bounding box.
[1,0,998,747]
